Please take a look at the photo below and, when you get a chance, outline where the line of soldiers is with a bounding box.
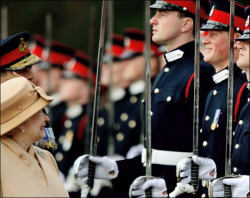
[0,0,249,198]
[72,0,250,198]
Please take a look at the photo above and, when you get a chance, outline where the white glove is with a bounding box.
[176,155,217,184]
[210,178,224,197]
[129,176,168,198]
[169,183,196,197]
[126,144,144,159]
[74,155,119,185]
[224,175,250,197]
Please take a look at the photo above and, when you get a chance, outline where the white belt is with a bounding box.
[141,148,192,166]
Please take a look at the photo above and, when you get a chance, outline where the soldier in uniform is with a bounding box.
[0,31,40,83]
[30,34,75,140]
[73,1,215,197]
[211,6,250,197]
[176,0,248,197]
[54,50,94,197]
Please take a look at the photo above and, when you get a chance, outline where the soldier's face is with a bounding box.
[202,30,230,69]
[237,40,250,73]
[150,10,182,48]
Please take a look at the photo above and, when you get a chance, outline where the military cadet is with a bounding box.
[211,6,250,197]
[175,0,248,197]
[73,0,215,197]
[30,34,75,141]
[54,50,94,197]
[0,31,40,83]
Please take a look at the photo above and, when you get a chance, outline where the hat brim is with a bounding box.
[235,34,250,41]
[200,23,228,31]
[119,50,142,61]
[7,53,41,71]
[1,96,53,136]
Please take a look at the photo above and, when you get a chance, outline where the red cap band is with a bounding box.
[1,48,30,67]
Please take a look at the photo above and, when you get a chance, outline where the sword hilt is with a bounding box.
[145,187,152,198]
[190,161,199,192]
[87,160,96,190]
[224,184,232,198]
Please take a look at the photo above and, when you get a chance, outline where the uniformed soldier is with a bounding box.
[211,6,250,197]
[73,0,215,197]
[176,0,248,197]
[54,50,94,197]
[30,34,75,141]
[0,31,40,83]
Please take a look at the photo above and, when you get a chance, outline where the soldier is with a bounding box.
[54,50,94,197]
[0,31,40,83]
[211,6,250,197]
[30,34,75,140]
[73,1,215,197]
[176,0,248,197]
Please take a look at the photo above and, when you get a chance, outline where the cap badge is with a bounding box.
[245,16,249,27]
[18,38,27,53]
[209,5,214,17]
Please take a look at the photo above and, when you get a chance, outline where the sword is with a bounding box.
[87,0,108,190]
[144,1,152,197]
[191,0,200,192]
[224,0,235,197]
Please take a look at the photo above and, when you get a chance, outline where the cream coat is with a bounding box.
[1,136,69,197]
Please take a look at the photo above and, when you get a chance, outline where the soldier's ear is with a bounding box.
[234,33,242,48]
[181,18,193,33]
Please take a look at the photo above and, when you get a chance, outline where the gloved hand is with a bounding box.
[176,155,217,184]
[224,175,250,197]
[74,155,119,185]
[209,178,224,197]
[129,176,168,198]
[169,183,196,197]
[126,144,144,159]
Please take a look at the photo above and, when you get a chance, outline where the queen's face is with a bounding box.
[21,110,49,143]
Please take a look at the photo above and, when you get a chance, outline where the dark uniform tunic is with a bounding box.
[115,41,215,194]
[231,84,250,175]
[97,86,143,157]
[199,66,248,177]
[53,105,87,177]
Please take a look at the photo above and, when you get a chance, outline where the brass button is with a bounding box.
[203,141,208,147]
[248,98,250,103]
[130,96,138,104]
[116,133,124,142]
[151,111,153,116]
[120,113,128,121]
[233,132,235,136]
[141,99,145,104]
[97,117,105,126]
[213,90,217,95]
[166,96,172,102]
[128,120,136,128]
[164,68,169,72]
[55,152,64,162]
[64,120,72,128]
[233,167,237,173]
[200,129,203,133]
[201,194,206,198]
[239,120,244,125]
[154,88,160,94]
[205,116,210,121]
[235,144,239,149]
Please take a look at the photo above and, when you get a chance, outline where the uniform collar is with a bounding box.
[129,80,145,95]
[212,65,243,84]
[65,105,83,119]
[212,68,229,84]
[49,93,62,107]
[110,88,126,102]
[163,41,194,64]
